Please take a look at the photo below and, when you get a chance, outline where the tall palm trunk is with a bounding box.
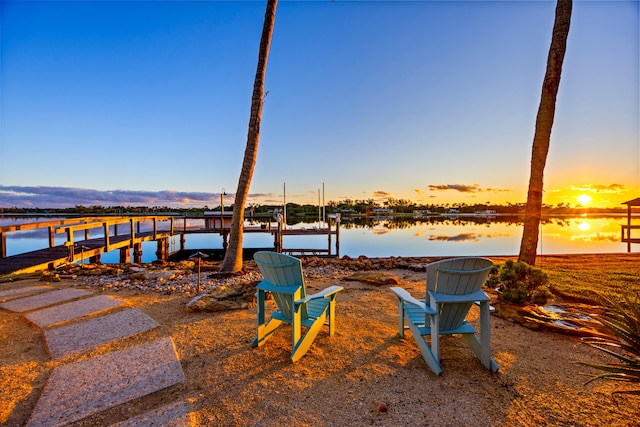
[518,0,572,265]
[220,0,278,273]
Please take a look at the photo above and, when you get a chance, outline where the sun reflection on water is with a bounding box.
[578,221,590,231]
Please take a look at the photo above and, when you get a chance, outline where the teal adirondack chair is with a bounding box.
[390,257,498,375]
[251,251,343,362]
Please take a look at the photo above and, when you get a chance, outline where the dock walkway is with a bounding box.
[0,231,166,275]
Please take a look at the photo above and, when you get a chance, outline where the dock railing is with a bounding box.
[53,216,175,260]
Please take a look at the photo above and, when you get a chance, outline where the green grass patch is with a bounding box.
[540,266,639,304]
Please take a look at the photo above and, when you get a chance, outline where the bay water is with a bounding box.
[0,214,634,264]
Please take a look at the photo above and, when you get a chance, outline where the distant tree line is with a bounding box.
[0,198,627,216]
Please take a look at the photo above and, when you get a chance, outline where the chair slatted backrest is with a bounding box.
[254,252,308,321]
[426,257,493,330]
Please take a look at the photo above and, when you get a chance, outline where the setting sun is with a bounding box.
[577,194,592,206]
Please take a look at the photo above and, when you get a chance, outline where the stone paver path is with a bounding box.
[44,308,160,359]
[0,288,91,312]
[0,285,53,301]
[27,337,185,427]
[0,285,190,426]
[24,295,125,328]
[110,400,192,427]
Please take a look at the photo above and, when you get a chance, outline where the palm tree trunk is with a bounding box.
[220,0,278,273]
[518,0,572,265]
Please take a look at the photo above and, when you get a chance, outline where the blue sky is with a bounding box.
[0,0,638,209]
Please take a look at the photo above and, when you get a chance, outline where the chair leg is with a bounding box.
[460,301,499,372]
[429,300,440,363]
[462,301,499,372]
[461,333,499,372]
[479,300,493,369]
[404,314,442,375]
[252,318,284,347]
[291,310,328,362]
[397,299,405,338]
[327,299,337,336]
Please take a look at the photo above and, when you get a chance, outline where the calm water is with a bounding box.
[0,214,634,264]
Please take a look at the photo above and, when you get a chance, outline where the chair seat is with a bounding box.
[271,297,331,328]
[404,303,476,335]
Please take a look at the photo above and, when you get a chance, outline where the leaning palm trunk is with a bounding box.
[220,0,278,273]
[518,0,572,265]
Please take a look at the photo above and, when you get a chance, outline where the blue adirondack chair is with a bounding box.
[251,251,343,362]
[390,257,498,375]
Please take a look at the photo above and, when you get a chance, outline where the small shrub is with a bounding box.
[485,260,552,305]
[532,287,554,306]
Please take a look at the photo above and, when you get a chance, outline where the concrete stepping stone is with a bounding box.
[27,337,185,427]
[0,288,91,312]
[111,400,192,426]
[25,295,126,328]
[44,308,160,359]
[0,285,54,302]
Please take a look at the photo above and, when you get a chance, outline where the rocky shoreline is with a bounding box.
[7,255,440,295]
[1,254,611,337]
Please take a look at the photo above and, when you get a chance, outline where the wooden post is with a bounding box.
[153,217,158,240]
[120,247,130,263]
[196,257,201,293]
[274,220,282,253]
[335,215,340,258]
[103,222,111,252]
[65,241,75,262]
[156,238,168,260]
[180,233,186,251]
[0,232,6,258]
[65,227,74,253]
[133,242,142,263]
[628,204,632,252]
[48,226,55,248]
[89,254,101,263]
[84,228,90,241]
[130,218,136,240]
[327,217,332,256]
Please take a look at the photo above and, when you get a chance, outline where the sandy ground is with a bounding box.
[2,256,640,426]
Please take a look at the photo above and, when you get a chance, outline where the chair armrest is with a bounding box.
[428,289,490,304]
[255,280,301,295]
[296,285,343,305]
[390,287,436,315]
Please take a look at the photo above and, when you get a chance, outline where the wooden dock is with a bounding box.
[0,216,176,275]
[0,214,341,275]
[0,231,168,275]
[621,198,640,252]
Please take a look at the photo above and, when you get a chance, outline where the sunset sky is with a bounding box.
[1,0,638,209]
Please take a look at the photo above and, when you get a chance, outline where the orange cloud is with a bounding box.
[373,191,391,198]
[426,184,510,194]
[570,184,626,194]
